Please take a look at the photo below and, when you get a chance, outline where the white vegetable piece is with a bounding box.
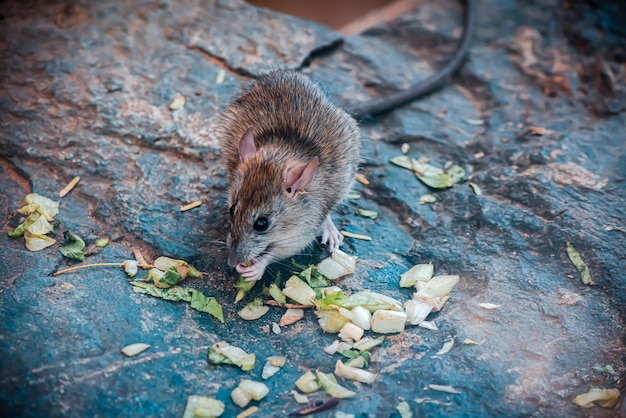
[121,343,150,357]
[239,379,269,400]
[262,356,286,379]
[123,260,138,277]
[318,249,357,280]
[370,310,407,334]
[338,323,364,342]
[399,263,434,288]
[414,275,459,311]
[290,390,309,404]
[334,360,377,384]
[294,371,321,393]
[404,300,433,325]
[182,396,225,418]
[350,306,372,330]
[230,387,252,408]
[282,276,316,305]
[323,340,353,355]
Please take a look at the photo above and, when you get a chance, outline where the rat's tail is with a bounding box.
[344,0,477,119]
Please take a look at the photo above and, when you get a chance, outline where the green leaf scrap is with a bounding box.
[566,241,595,285]
[59,232,86,261]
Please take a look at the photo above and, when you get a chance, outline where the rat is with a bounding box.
[220,0,476,281]
[220,70,360,281]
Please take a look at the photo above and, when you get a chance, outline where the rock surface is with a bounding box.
[0,0,624,417]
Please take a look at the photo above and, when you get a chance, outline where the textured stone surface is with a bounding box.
[0,0,624,417]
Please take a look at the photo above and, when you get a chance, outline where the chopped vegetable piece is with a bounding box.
[238,298,270,320]
[208,341,255,371]
[123,260,138,277]
[399,264,434,288]
[478,303,501,310]
[390,156,466,188]
[404,300,433,325]
[60,282,74,290]
[23,231,56,251]
[268,283,287,306]
[239,379,269,401]
[121,343,150,357]
[340,231,372,241]
[8,222,25,237]
[419,194,439,204]
[183,396,225,418]
[231,387,252,408]
[566,241,595,285]
[371,310,407,334]
[316,372,356,398]
[181,201,202,212]
[317,310,351,333]
[262,356,286,380]
[428,384,461,394]
[24,193,59,221]
[323,340,353,356]
[215,69,226,84]
[352,336,384,352]
[318,249,357,281]
[279,308,304,326]
[25,213,53,235]
[468,182,482,195]
[290,390,309,404]
[573,387,620,409]
[338,323,364,342]
[131,282,223,322]
[435,338,454,355]
[414,275,459,311]
[234,276,257,303]
[236,406,258,418]
[295,371,321,393]
[169,94,185,111]
[154,256,202,278]
[350,306,371,330]
[153,267,184,288]
[316,290,403,313]
[396,401,413,418]
[334,360,376,384]
[95,237,109,247]
[298,266,330,288]
[59,176,80,197]
[282,276,316,305]
[345,356,366,369]
[355,209,378,220]
[59,232,85,261]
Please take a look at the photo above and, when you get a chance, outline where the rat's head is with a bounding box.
[226,126,320,268]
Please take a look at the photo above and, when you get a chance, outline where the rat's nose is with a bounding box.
[227,253,239,268]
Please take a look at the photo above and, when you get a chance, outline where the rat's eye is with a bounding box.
[229,204,236,218]
[253,216,269,232]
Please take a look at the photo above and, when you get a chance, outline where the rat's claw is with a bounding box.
[236,253,272,281]
[319,215,343,252]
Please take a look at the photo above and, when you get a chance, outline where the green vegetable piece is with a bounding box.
[299,266,330,288]
[316,371,356,398]
[190,290,224,323]
[341,349,371,367]
[268,283,287,306]
[24,193,59,221]
[59,232,85,261]
[235,276,256,292]
[8,223,25,237]
[315,290,403,313]
[182,396,225,418]
[208,341,255,371]
[566,241,595,285]
[155,267,184,288]
[355,209,378,220]
[95,237,109,247]
[130,282,224,323]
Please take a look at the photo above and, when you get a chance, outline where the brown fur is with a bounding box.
[219,70,360,265]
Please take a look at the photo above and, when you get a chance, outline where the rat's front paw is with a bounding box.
[319,215,343,252]
[236,253,271,281]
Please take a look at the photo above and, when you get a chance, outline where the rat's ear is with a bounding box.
[285,157,319,197]
[239,126,256,162]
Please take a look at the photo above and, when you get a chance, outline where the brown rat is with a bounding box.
[220,70,360,281]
